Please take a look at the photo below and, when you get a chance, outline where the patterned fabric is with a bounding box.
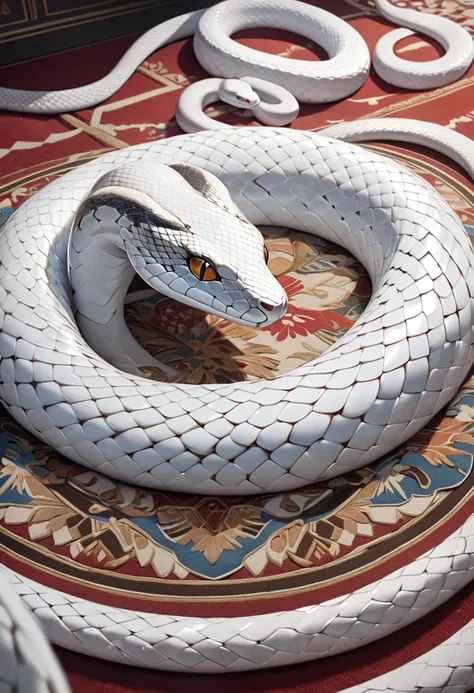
[1,393,474,588]
[126,230,365,383]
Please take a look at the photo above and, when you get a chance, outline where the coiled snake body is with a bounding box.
[1,0,472,121]
[2,0,474,686]
[1,126,473,497]
[2,130,474,684]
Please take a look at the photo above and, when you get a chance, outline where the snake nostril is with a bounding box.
[261,301,275,312]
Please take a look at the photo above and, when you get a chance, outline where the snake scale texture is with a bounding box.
[1,0,474,689]
[1,126,474,685]
[2,127,474,495]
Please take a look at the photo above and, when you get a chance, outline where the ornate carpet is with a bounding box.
[1,0,474,691]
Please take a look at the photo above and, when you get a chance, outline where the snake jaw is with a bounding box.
[128,247,287,328]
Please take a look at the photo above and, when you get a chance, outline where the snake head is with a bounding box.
[73,161,287,328]
[218,78,260,110]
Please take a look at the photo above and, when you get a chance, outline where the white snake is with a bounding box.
[1,123,474,684]
[0,0,472,120]
[0,123,473,495]
[174,0,474,132]
[1,0,474,689]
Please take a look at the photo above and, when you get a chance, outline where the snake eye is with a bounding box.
[263,245,269,264]
[188,256,218,281]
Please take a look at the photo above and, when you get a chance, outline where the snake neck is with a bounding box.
[68,208,172,377]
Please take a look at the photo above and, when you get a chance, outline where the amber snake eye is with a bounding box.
[188,256,219,281]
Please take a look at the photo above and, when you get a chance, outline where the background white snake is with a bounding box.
[174,0,474,132]
[0,0,472,121]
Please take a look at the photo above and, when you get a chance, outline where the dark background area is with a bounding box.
[0,0,216,66]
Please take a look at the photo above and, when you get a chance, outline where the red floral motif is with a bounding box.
[263,275,354,342]
[127,298,279,384]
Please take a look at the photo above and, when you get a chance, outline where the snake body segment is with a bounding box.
[1,0,472,122]
[373,0,474,89]
[1,127,473,496]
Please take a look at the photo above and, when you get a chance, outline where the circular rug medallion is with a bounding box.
[2,144,474,620]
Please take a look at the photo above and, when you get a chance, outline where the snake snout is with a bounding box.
[257,295,288,324]
[246,93,260,109]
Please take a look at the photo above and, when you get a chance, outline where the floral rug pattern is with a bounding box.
[0,387,473,590]
[125,228,369,384]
